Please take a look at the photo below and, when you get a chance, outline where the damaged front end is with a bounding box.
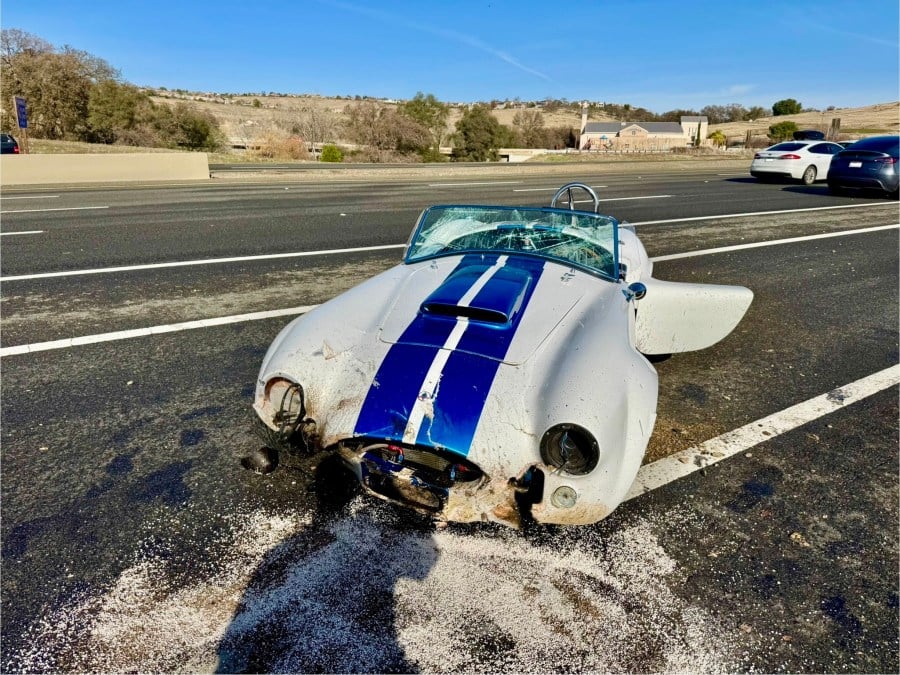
[248,376,547,527]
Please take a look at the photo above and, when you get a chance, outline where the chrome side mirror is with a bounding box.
[623,282,647,302]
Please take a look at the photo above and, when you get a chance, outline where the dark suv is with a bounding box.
[0,133,20,154]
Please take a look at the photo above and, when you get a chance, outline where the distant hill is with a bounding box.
[710,101,899,144]
[147,91,614,147]
[147,90,898,149]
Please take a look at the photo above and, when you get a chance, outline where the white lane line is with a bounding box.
[1,243,407,282]
[428,181,523,187]
[513,185,607,192]
[0,230,44,236]
[566,195,673,204]
[633,202,893,226]
[2,223,894,357]
[3,203,891,282]
[651,223,899,262]
[0,205,109,214]
[604,195,672,202]
[626,364,900,501]
[0,195,60,200]
[0,306,318,357]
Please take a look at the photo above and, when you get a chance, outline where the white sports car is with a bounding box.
[249,183,752,527]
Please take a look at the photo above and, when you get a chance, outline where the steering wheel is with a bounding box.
[550,182,600,213]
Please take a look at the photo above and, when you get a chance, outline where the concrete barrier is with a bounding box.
[0,153,210,186]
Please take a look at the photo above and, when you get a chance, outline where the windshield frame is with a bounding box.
[404,204,620,282]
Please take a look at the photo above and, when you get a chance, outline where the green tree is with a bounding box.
[87,80,152,143]
[745,105,767,120]
[768,120,798,141]
[398,92,449,154]
[1,29,118,139]
[708,129,727,147]
[772,98,802,116]
[452,105,506,161]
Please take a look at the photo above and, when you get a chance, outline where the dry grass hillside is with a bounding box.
[711,101,899,144]
[149,92,615,146]
[152,91,897,150]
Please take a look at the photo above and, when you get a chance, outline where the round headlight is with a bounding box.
[540,424,599,475]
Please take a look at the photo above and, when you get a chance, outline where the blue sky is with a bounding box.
[3,0,898,112]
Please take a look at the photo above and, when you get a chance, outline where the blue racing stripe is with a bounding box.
[353,254,498,441]
[415,256,546,455]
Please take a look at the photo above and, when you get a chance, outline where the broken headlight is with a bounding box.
[540,424,599,475]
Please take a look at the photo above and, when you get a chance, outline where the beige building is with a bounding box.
[579,109,708,150]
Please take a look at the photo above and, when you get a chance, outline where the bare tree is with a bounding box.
[294,106,338,159]
[512,109,545,147]
[344,102,429,161]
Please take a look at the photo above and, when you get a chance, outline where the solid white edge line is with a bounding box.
[2,244,407,282]
[650,224,899,262]
[625,364,900,501]
[0,305,319,357]
[632,201,894,226]
[0,205,109,214]
[0,195,60,200]
[0,230,44,236]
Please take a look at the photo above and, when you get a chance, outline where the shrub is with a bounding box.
[320,144,343,162]
[253,131,308,160]
[768,120,799,141]
[418,146,448,163]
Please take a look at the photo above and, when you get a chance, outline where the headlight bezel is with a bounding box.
[539,423,600,476]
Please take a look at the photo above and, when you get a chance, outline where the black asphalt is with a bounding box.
[1,168,897,671]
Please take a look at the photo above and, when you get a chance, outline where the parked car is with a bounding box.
[750,140,844,185]
[0,133,20,154]
[793,129,826,140]
[837,140,857,149]
[827,135,900,198]
[245,183,753,527]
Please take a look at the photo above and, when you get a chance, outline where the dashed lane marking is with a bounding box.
[2,223,896,353]
[428,181,523,187]
[2,203,893,282]
[0,205,109,214]
[512,185,608,192]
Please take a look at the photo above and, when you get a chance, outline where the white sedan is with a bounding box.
[751,140,844,185]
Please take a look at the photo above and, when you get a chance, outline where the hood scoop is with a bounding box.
[420,265,531,325]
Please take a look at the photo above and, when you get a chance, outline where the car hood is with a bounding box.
[378,253,590,365]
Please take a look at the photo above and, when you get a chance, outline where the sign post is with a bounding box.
[13,96,28,153]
